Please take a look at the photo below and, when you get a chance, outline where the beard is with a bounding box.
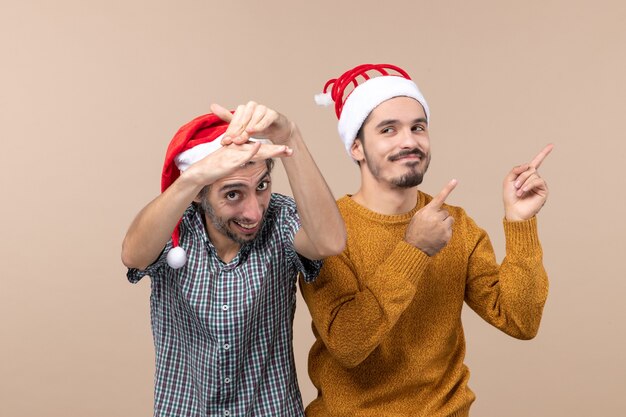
[364,147,431,189]
[200,199,264,246]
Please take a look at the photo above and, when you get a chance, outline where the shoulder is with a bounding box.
[180,204,204,233]
[268,192,297,213]
[336,195,366,219]
[264,193,298,225]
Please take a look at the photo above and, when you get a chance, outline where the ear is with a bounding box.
[193,185,210,204]
[350,138,365,162]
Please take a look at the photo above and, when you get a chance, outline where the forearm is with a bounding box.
[303,242,430,367]
[281,126,346,258]
[466,217,549,339]
[499,217,549,336]
[121,174,204,270]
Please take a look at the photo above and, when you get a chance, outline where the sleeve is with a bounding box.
[278,195,322,283]
[464,216,549,340]
[126,240,172,284]
[299,240,431,368]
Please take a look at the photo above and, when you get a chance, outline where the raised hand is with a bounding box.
[183,140,292,187]
[210,101,295,146]
[503,144,553,221]
[405,179,458,256]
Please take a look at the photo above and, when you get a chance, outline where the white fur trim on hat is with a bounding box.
[174,134,272,172]
[314,92,333,106]
[337,76,430,158]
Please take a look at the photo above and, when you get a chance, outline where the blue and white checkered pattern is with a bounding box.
[128,193,321,417]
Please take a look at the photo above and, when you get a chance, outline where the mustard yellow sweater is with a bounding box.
[300,191,548,417]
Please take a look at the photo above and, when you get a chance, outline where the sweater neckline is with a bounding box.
[340,191,426,224]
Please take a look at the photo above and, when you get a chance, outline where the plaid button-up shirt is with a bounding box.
[128,193,321,417]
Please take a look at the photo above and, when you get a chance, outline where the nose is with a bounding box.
[240,194,263,222]
[397,127,419,148]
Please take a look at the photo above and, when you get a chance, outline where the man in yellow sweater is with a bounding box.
[301,63,552,417]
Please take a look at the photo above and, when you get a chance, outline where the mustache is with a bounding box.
[388,148,426,162]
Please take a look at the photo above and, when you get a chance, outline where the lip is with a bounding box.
[232,220,261,235]
[392,154,421,162]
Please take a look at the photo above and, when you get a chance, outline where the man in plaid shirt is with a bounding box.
[122,101,346,416]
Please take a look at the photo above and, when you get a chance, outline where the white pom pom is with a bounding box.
[166,246,187,269]
[314,92,333,107]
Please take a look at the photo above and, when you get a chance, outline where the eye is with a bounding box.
[380,126,395,134]
[412,124,426,132]
[257,181,270,191]
[225,191,239,201]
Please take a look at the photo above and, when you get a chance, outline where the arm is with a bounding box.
[121,140,292,270]
[300,240,431,368]
[465,145,553,338]
[212,101,346,259]
[300,181,459,367]
[464,215,548,339]
[282,124,346,259]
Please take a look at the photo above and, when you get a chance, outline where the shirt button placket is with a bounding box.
[220,266,235,407]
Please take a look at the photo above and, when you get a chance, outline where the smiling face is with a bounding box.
[199,161,273,249]
[352,96,431,189]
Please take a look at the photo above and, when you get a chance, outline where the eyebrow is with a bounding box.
[218,170,271,193]
[374,118,428,129]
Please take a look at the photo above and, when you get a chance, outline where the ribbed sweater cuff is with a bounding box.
[503,216,541,251]
[386,240,431,285]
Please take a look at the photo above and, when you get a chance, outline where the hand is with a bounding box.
[503,144,553,221]
[183,140,292,187]
[405,179,458,256]
[210,101,295,146]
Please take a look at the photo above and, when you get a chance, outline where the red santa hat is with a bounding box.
[314,63,430,158]
[161,113,230,269]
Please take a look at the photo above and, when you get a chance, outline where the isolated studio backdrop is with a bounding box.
[1,1,625,416]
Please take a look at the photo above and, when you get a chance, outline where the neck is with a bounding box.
[352,175,418,215]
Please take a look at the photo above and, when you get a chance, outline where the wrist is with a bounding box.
[274,122,298,147]
[504,211,531,222]
[179,166,214,191]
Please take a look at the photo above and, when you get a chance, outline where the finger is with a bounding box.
[250,143,293,160]
[516,177,547,197]
[529,143,554,169]
[230,102,259,143]
[223,104,247,140]
[515,172,538,196]
[210,103,234,122]
[237,101,257,131]
[220,131,236,146]
[227,131,250,145]
[248,108,278,134]
[513,167,537,189]
[428,179,458,209]
[246,104,267,132]
[506,164,530,182]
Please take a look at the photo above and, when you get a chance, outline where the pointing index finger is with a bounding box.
[529,143,554,169]
[210,103,233,122]
[429,179,458,209]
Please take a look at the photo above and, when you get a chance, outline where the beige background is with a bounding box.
[2,1,625,416]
